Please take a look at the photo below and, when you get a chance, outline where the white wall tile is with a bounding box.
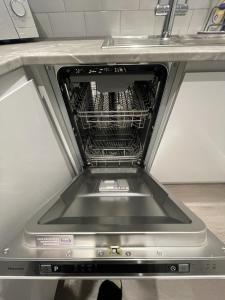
[188,9,209,34]
[29,0,208,38]
[121,10,155,35]
[140,0,158,10]
[64,0,102,11]
[85,11,120,37]
[49,12,86,37]
[102,0,139,10]
[34,13,53,37]
[188,0,211,9]
[210,0,220,8]
[154,15,165,35]
[28,0,65,13]
[172,9,193,35]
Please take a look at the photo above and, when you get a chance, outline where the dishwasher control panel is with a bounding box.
[39,262,190,275]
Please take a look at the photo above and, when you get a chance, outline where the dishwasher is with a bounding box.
[0,64,225,278]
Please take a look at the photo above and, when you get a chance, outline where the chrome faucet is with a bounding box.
[161,0,179,39]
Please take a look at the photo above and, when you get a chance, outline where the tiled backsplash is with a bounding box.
[29,0,214,38]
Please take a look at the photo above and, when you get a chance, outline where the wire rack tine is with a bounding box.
[77,83,149,129]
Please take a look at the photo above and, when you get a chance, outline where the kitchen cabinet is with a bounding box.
[151,71,225,183]
[0,68,73,246]
[0,68,73,300]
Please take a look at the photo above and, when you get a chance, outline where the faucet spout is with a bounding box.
[161,0,179,39]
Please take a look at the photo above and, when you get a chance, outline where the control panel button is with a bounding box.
[52,265,60,272]
[168,265,178,272]
[178,264,190,273]
[77,263,96,273]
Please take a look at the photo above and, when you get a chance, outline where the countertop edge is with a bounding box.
[1,39,225,76]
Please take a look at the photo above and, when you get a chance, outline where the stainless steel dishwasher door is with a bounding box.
[23,168,207,248]
[0,168,225,278]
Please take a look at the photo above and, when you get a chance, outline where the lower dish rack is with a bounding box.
[84,129,143,165]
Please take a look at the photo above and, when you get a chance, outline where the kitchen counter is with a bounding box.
[1,38,225,76]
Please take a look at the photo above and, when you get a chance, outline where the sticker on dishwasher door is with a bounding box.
[36,235,74,248]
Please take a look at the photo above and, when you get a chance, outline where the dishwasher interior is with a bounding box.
[57,64,166,168]
[0,64,225,278]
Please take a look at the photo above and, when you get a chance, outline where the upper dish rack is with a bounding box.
[75,83,149,129]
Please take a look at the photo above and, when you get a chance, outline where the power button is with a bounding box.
[168,264,178,272]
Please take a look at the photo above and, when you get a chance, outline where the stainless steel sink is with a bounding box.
[102,35,225,49]
[102,36,181,48]
[180,34,225,46]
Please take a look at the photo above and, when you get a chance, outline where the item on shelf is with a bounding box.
[204,0,225,32]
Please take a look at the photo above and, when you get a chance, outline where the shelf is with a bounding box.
[77,84,149,129]
[85,129,143,165]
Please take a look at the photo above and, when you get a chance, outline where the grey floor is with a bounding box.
[55,279,225,300]
[54,184,225,300]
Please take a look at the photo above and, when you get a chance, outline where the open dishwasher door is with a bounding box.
[0,168,225,278]
[0,64,225,278]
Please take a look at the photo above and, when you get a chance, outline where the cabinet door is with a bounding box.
[0,0,18,40]
[151,72,225,183]
[0,79,73,246]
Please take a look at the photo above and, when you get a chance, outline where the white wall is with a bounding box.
[151,72,225,183]
[28,0,213,38]
[0,68,73,300]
